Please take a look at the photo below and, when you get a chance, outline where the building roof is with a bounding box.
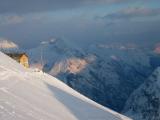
[5,53,28,61]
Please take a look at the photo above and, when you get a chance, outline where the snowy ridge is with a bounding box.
[0,52,131,120]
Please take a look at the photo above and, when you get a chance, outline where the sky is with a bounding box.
[0,0,160,49]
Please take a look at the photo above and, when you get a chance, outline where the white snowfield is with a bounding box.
[0,52,131,120]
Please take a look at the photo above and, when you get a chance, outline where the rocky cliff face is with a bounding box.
[123,67,160,120]
[62,45,152,112]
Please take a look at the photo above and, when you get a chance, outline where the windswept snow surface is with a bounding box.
[0,52,131,120]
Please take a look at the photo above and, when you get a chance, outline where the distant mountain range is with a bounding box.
[27,38,158,113]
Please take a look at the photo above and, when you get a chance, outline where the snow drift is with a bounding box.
[0,52,131,120]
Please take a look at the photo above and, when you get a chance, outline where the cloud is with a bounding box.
[0,0,159,49]
[0,0,146,14]
[0,14,25,25]
[102,7,160,20]
[2,14,160,49]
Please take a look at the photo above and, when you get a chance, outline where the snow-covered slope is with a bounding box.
[123,67,160,120]
[0,52,131,120]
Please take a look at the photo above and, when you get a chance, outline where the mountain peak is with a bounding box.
[0,38,18,50]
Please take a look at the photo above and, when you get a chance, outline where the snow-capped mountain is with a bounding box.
[28,38,153,112]
[0,39,19,52]
[154,43,160,54]
[123,67,160,120]
[0,51,131,120]
[28,38,85,71]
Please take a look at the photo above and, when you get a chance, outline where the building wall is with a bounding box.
[20,55,29,68]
